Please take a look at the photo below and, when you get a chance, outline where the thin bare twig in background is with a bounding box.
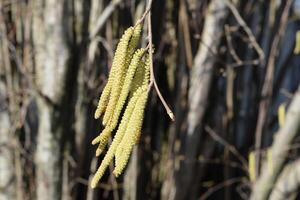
[254,0,292,178]
[251,86,300,200]
[225,0,264,63]
[89,0,122,39]
[205,126,248,172]
[179,0,193,69]
[135,0,153,27]
[225,25,242,65]
[199,177,245,200]
[146,0,175,121]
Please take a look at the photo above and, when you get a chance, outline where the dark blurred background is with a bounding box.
[1,0,300,199]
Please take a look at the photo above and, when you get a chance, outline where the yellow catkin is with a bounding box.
[129,24,142,54]
[94,82,111,119]
[114,54,150,175]
[278,103,286,127]
[102,25,142,126]
[92,56,146,156]
[248,151,256,182]
[130,61,145,97]
[109,48,146,131]
[294,30,300,54]
[102,27,134,125]
[94,27,135,119]
[90,87,143,188]
[91,25,146,188]
[92,26,143,154]
[93,128,112,156]
[114,85,148,176]
[128,54,149,98]
[142,55,150,86]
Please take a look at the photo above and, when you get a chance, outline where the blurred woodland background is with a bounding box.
[1,0,300,199]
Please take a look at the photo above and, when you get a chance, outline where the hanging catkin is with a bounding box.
[90,24,152,189]
[103,25,142,125]
[114,85,148,176]
[94,27,134,120]
[91,87,143,188]
[92,49,146,156]
[114,58,150,175]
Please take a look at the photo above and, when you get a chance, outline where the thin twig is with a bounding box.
[225,25,242,65]
[225,0,264,63]
[205,126,248,172]
[199,177,245,200]
[134,0,153,27]
[146,0,175,121]
[254,0,292,178]
[89,0,122,39]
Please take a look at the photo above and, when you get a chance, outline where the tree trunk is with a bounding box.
[0,8,16,199]
[32,0,73,199]
[251,86,300,200]
[174,1,228,199]
[0,84,16,200]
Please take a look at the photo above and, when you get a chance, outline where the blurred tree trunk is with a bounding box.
[173,1,228,199]
[0,46,16,200]
[32,0,73,199]
[0,84,16,200]
[0,6,16,199]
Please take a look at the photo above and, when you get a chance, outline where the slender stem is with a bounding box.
[146,1,175,121]
[135,0,153,27]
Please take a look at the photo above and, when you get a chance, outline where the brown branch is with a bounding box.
[269,159,300,200]
[199,177,245,200]
[146,0,175,121]
[135,0,153,27]
[225,25,242,65]
[254,0,292,178]
[205,126,248,172]
[89,0,122,39]
[225,0,264,63]
[251,86,300,200]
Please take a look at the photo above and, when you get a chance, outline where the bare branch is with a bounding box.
[146,0,175,121]
[254,0,293,178]
[251,86,300,200]
[89,0,122,39]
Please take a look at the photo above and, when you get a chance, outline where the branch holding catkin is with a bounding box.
[90,0,174,188]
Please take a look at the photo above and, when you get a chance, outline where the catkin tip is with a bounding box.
[94,111,100,119]
[96,148,103,157]
[91,181,97,189]
[91,139,99,145]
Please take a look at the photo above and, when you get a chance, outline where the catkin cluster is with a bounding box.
[91,24,150,188]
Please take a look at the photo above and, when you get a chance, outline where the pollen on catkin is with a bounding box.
[109,48,147,131]
[94,27,134,120]
[92,27,144,156]
[103,25,142,125]
[114,54,150,174]
[90,87,143,188]
[114,85,148,176]
[102,27,135,125]
[91,24,151,188]
[130,61,145,96]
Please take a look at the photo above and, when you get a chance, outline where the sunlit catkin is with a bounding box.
[90,87,143,188]
[114,85,148,176]
[102,27,134,125]
[92,26,143,156]
[94,27,134,120]
[109,48,146,131]
[102,25,142,126]
[129,24,142,54]
[130,61,145,96]
[114,55,150,172]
